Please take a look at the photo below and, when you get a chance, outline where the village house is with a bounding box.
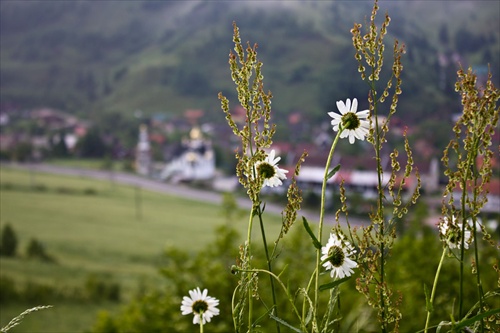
[265,128,440,204]
[0,107,88,160]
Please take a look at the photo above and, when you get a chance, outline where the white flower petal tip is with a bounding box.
[329,97,370,144]
[320,233,357,280]
[180,287,220,325]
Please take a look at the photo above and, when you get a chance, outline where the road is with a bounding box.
[3,163,369,228]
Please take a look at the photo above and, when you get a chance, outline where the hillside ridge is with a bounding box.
[1,0,498,124]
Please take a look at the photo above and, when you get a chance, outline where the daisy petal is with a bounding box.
[345,98,351,113]
[351,98,358,113]
[336,100,347,114]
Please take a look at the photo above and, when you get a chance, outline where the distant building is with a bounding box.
[290,151,431,200]
[160,126,215,183]
[31,108,79,130]
[135,124,152,176]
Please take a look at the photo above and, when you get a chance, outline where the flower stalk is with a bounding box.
[314,128,343,319]
[351,1,410,330]
[424,247,447,333]
[439,66,499,331]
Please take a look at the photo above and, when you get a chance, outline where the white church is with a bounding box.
[135,125,215,183]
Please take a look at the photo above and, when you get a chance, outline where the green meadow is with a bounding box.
[0,166,282,332]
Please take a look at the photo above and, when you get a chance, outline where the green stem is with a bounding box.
[424,247,447,333]
[371,82,387,333]
[256,203,280,333]
[231,285,239,332]
[246,208,254,332]
[245,105,256,332]
[200,312,204,333]
[471,151,485,332]
[303,267,318,325]
[459,208,465,320]
[237,267,307,332]
[458,168,470,319]
[314,129,342,330]
[472,215,485,332]
[458,137,480,318]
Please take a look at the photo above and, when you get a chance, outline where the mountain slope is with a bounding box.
[1,0,499,123]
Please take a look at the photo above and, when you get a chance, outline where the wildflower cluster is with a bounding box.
[218,22,308,333]
[442,67,499,246]
[178,1,498,333]
[217,18,382,333]
[349,1,419,331]
[428,66,500,332]
[218,23,277,203]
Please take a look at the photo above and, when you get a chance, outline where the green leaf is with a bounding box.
[424,283,433,312]
[302,217,322,249]
[319,276,351,291]
[298,288,314,326]
[277,264,288,278]
[268,313,305,333]
[454,308,500,330]
[326,164,341,180]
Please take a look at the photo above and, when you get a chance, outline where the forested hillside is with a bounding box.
[1,0,499,124]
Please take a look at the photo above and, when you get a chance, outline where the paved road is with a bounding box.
[3,163,369,228]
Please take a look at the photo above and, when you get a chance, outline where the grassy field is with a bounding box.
[40,158,115,170]
[0,302,120,333]
[0,165,283,332]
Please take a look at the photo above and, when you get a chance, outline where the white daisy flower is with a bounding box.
[439,216,474,250]
[181,287,220,325]
[328,98,370,144]
[254,149,288,188]
[321,233,358,279]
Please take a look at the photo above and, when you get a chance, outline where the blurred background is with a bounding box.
[1,0,499,164]
[1,1,499,332]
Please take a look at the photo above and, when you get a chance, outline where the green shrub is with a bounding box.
[32,184,48,192]
[121,159,135,172]
[90,222,499,332]
[91,224,240,332]
[26,238,54,262]
[0,275,20,303]
[0,223,18,257]
[22,281,56,303]
[55,186,76,195]
[83,187,98,195]
[84,275,121,302]
[91,311,119,333]
[1,182,15,190]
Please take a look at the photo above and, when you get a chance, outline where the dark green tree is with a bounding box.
[11,142,33,162]
[76,128,108,158]
[51,130,69,157]
[26,238,52,262]
[0,223,18,257]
